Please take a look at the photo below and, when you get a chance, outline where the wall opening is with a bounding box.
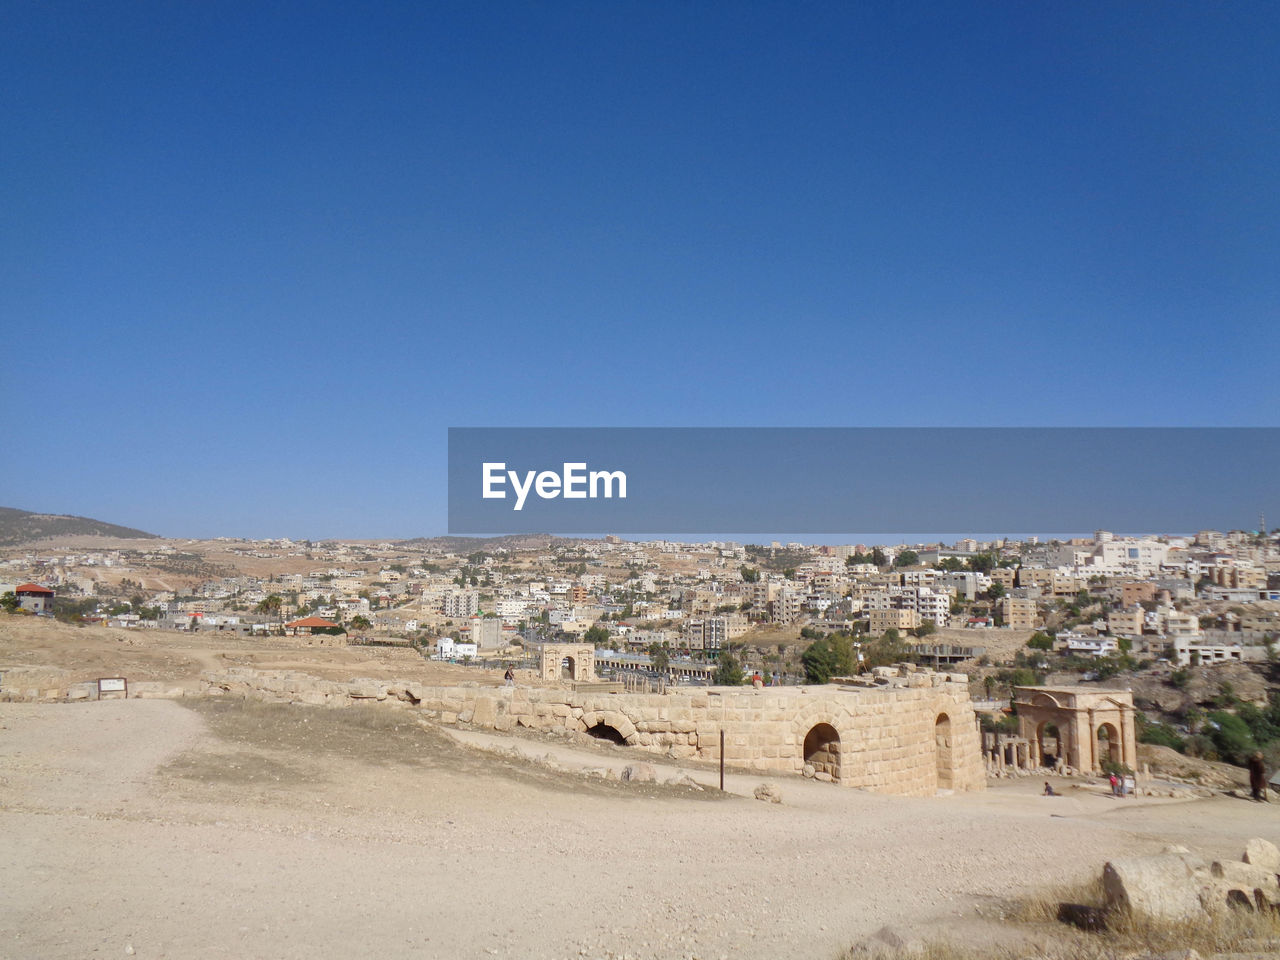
[803,723,840,780]
[1037,721,1061,766]
[1096,722,1121,768]
[586,722,627,745]
[935,713,955,790]
[561,656,576,680]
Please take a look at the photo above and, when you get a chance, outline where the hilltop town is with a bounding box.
[5,520,1280,960]
[5,522,1280,772]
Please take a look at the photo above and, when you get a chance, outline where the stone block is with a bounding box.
[1103,854,1210,923]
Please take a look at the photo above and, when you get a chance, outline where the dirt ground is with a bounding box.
[0,616,526,690]
[4,618,1280,960]
[2,696,1279,960]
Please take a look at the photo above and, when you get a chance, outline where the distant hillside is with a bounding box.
[396,533,582,553]
[0,507,157,546]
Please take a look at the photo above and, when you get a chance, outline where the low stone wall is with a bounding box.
[2,665,985,797]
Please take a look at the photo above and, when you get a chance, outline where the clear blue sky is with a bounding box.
[3,2,1277,539]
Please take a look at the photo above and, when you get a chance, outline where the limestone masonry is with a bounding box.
[11,663,984,797]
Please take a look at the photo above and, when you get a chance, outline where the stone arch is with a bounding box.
[1031,693,1063,709]
[803,723,841,780]
[585,721,627,744]
[561,655,576,680]
[1096,722,1121,767]
[1036,720,1062,766]
[935,713,955,790]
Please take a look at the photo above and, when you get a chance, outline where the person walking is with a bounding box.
[1248,751,1269,802]
[503,666,515,687]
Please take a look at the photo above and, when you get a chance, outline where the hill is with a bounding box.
[0,507,156,546]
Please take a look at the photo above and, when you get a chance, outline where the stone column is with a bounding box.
[1119,705,1137,770]
[1087,707,1098,773]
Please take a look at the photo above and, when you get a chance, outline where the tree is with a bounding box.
[910,620,937,639]
[0,592,18,614]
[968,553,996,573]
[894,550,919,568]
[870,547,887,567]
[349,615,371,631]
[1027,632,1054,651]
[715,652,744,686]
[256,594,283,626]
[648,643,670,673]
[987,582,1007,601]
[583,625,611,646]
[1204,711,1259,765]
[739,566,760,583]
[801,640,838,683]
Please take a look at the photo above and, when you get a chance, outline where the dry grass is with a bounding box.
[840,876,1280,959]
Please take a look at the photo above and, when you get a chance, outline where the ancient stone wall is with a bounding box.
[4,665,984,797]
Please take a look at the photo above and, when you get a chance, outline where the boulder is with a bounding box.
[802,764,816,779]
[1102,854,1210,922]
[1243,838,1280,874]
[620,763,656,784]
[1209,860,1280,908]
[753,783,782,803]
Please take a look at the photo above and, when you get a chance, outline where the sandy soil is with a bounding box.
[3,696,1279,960]
[4,617,1280,959]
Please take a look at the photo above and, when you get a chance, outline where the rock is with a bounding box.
[1243,838,1280,874]
[802,764,816,779]
[1102,854,1210,923]
[814,771,833,783]
[753,783,782,803]
[667,773,703,791]
[1208,860,1280,908]
[621,763,656,784]
[848,925,924,957]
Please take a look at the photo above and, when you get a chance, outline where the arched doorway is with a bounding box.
[803,723,840,780]
[1037,721,1061,766]
[561,656,576,680]
[935,714,955,790]
[1096,722,1121,768]
[586,722,627,744]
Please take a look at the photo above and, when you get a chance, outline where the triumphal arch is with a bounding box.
[1012,686,1137,773]
[539,642,596,682]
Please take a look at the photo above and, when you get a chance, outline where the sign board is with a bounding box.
[97,677,128,697]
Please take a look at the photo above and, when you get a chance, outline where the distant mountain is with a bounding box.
[0,507,157,546]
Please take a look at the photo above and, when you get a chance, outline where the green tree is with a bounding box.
[1204,710,1259,765]
[894,550,919,568]
[349,615,371,631]
[1,591,19,614]
[739,566,760,583]
[1027,632,1054,651]
[715,652,745,686]
[800,634,857,683]
[583,624,611,646]
[647,643,670,673]
[870,547,888,567]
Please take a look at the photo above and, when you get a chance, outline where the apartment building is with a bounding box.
[870,607,921,633]
[443,590,479,618]
[999,597,1039,629]
[1107,606,1145,637]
